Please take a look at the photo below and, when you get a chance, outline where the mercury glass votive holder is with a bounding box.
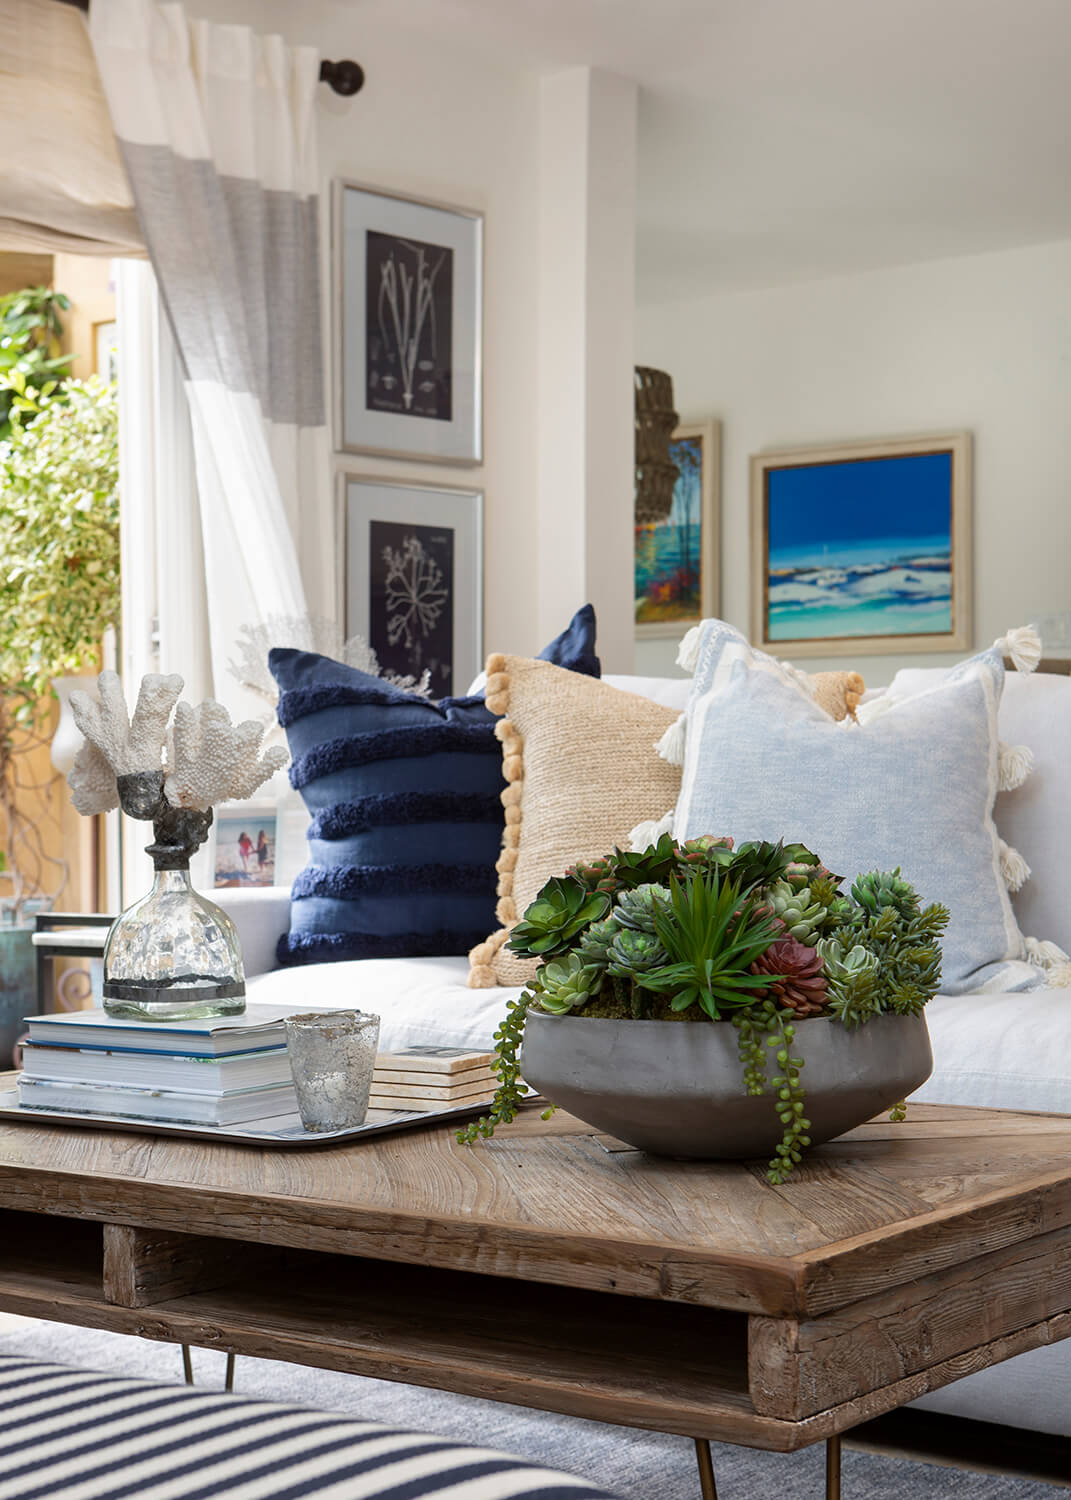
[284,1010,381,1132]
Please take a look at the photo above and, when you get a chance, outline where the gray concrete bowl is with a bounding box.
[520,1010,933,1159]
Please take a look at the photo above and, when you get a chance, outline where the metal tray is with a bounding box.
[0,1085,521,1149]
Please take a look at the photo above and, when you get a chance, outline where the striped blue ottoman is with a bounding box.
[0,1356,622,1500]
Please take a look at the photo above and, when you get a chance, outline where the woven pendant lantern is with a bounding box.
[634,366,680,524]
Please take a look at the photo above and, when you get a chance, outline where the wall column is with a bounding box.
[536,68,637,672]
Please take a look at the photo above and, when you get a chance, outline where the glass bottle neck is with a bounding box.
[150,868,192,895]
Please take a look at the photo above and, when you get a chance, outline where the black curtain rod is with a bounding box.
[52,0,365,95]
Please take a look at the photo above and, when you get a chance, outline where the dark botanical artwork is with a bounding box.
[369,519,455,695]
[365,231,453,422]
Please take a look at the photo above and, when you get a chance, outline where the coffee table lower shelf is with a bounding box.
[3,1206,1068,1456]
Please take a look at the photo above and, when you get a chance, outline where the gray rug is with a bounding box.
[0,1319,1062,1498]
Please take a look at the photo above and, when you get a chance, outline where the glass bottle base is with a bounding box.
[102,978,246,1022]
[102,992,247,1022]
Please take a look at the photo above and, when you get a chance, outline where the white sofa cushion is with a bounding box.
[248,955,511,1054]
[919,989,1071,1114]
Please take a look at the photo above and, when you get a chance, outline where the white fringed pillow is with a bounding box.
[669,620,1066,994]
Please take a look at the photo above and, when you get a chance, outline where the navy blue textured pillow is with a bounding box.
[270,608,599,966]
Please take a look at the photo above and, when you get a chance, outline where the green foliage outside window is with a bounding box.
[0,373,120,703]
[0,288,73,440]
[0,365,120,915]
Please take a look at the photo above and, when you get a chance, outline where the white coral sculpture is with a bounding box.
[67,670,289,821]
[164,699,288,811]
[68,672,183,815]
[227,615,431,732]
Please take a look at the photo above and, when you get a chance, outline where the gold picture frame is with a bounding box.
[749,432,972,658]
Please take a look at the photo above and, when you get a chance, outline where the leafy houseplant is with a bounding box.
[0,374,120,919]
[0,288,72,440]
[459,835,949,1182]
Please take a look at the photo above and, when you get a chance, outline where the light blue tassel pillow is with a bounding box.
[661,619,1060,995]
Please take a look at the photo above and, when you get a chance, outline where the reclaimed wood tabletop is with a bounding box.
[1,1092,1069,1451]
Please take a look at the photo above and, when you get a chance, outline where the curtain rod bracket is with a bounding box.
[52,1,366,97]
[319,59,365,96]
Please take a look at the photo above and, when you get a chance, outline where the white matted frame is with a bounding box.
[635,419,720,640]
[340,473,484,698]
[749,431,972,659]
[334,180,483,464]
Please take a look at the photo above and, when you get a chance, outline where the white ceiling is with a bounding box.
[347,0,1071,300]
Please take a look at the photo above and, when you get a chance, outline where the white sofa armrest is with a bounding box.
[211,886,290,978]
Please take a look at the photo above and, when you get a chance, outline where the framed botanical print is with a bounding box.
[341,474,483,698]
[635,419,720,638]
[334,181,483,464]
[750,432,972,658]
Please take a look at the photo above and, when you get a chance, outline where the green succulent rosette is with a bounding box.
[507,876,611,959]
[537,952,604,1014]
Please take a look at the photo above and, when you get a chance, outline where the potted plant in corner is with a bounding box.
[459,835,948,1182]
[0,373,120,1063]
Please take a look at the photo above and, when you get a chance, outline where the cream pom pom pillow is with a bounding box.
[467,657,682,987]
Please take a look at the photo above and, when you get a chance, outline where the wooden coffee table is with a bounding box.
[1,1093,1070,1499]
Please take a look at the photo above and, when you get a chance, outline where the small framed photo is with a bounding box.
[214,804,277,889]
[750,432,972,658]
[341,474,483,699]
[635,419,720,638]
[334,180,483,464]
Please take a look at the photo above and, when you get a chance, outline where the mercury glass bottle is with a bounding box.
[102,867,245,1021]
[102,773,245,1021]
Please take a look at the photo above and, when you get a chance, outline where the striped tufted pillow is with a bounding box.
[270,611,599,967]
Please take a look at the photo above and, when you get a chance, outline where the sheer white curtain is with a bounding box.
[115,259,214,901]
[89,0,333,720]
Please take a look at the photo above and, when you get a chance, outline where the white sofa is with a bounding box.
[218,668,1071,1439]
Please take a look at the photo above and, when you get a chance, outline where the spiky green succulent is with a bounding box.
[508,876,611,958]
[573,916,621,970]
[614,882,673,933]
[536,953,604,1014]
[850,868,920,922]
[637,871,785,1020]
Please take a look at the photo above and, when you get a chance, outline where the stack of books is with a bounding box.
[16,1005,299,1127]
[369,1046,496,1113]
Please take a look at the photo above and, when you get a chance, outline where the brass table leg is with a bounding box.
[694,1437,718,1500]
[826,1434,842,1500]
[182,1345,235,1391]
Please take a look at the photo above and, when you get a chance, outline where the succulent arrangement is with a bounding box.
[459,835,949,1182]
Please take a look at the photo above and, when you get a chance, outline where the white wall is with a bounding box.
[636,239,1071,684]
[176,0,542,661]
[174,0,638,671]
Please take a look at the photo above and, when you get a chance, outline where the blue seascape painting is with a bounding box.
[765,452,953,642]
[635,434,703,625]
